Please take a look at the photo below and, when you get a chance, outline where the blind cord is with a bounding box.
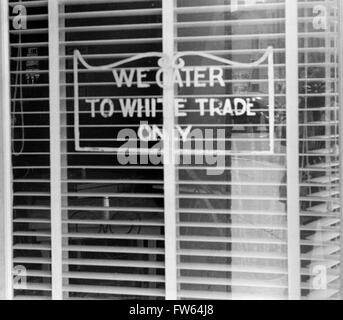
[12,15,25,157]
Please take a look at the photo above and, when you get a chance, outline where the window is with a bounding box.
[2,0,342,300]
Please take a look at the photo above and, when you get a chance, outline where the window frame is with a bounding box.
[48,0,301,300]
[0,0,13,300]
[1,0,342,300]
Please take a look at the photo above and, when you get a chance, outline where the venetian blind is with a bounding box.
[298,0,341,300]
[7,0,342,300]
[58,0,166,299]
[175,0,289,300]
[9,0,52,299]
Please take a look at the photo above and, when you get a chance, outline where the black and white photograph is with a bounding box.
[0,0,343,306]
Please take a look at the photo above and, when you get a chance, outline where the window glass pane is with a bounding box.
[60,0,165,300]
[5,0,343,300]
[298,0,341,300]
[9,0,52,299]
[175,0,288,300]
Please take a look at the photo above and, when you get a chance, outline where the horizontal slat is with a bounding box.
[307,175,340,184]
[179,276,287,289]
[176,3,284,14]
[303,246,340,257]
[13,244,51,251]
[64,219,164,227]
[9,1,48,8]
[63,285,164,297]
[178,208,286,216]
[62,206,164,213]
[13,283,51,292]
[14,296,51,301]
[14,192,50,197]
[305,232,340,242]
[177,194,287,201]
[64,259,164,269]
[64,193,164,199]
[304,218,340,228]
[60,22,162,33]
[13,206,50,211]
[178,290,287,300]
[179,249,286,260]
[309,190,340,198]
[307,203,340,213]
[13,231,51,237]
[13,270,51,278]
[13,257,51,264]
[64,272,164,283]
[58,0,158,4]
[64,233,164,241]
[307,162,339,169]
[61,37,162,46]
[179,233,286,244]
[178,222,286,231]
[179,262,286,275]
[59,8,162,19]
[14,219,50,225]
[64,245,164,255]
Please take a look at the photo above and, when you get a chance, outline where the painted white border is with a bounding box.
[73,47,275,156]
